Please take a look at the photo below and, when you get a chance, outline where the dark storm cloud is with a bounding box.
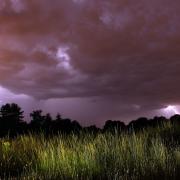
[0,0,180,124]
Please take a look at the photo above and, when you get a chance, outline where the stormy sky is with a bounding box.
[0,0,180,126]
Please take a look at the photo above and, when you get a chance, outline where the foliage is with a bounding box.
[0,103,179,178]
[0,123,179,179]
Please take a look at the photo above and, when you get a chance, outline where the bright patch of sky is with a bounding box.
[162,105,179,117]
[0,86,30,104]
[56,46,72,70]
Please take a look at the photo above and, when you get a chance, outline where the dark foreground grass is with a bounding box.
[0,122,179,179]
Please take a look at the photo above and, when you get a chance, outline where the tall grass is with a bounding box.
[0,122,179,179]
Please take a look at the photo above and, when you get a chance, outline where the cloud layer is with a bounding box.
[0,0,180,124]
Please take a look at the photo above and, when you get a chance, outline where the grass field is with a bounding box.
[0,122,179,179]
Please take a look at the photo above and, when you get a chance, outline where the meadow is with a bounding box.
[0,122,179,179]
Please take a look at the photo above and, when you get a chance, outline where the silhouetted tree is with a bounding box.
[0,103,24,136]
[170,114,180,125]
[56,113,62,121]
[43,113,53,134]
[29,111,54,134]
[0,102,180,138]
[54,117,72,134]
[29,110,45,131]
[128,117,148,131]
[51,114,82,134]
[149,116,167,127]
[103,120,125,133]
[71,120,82,133]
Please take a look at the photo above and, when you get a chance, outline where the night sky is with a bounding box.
[0,0,180,126]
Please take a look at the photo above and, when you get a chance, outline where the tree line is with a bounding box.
[0,103,180,137]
